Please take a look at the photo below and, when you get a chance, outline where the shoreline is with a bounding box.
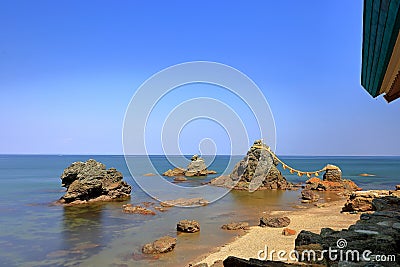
[190,199,360,266]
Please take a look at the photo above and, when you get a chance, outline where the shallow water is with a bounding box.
[0,155,399,267]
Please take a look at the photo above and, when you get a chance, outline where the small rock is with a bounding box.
[221,222,249,230]
[142,236,176,254]
[259,216,290,228]
[396,184,400,191]
[301,189,319,201]
[359,173,375,177]
[122,204,156,215]
[177,219,200,233]
[173,176,187,182]
[282,228,296,236]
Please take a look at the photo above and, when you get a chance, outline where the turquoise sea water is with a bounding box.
[0,155,399,267]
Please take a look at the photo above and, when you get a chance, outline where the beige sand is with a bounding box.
[192,200,359,266]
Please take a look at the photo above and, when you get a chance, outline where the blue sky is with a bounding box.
[1,0,399,155]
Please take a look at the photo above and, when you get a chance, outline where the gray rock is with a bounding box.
[301,189,319,201]
[58,159,131,204]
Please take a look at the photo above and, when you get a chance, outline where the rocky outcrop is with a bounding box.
[177,219,200,233]
[163,155,217,177]
[122,204,156,215]
[142,236,176,254]
[163,167,185,177]
[210,140,292,191]
[342,187,400,212]
[221,222,250,230]
[295,196,400,266]
[58,159,131,204]
[304,165,360,194]
[259,216,291,228]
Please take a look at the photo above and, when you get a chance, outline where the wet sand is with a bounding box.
[191,199,360,266]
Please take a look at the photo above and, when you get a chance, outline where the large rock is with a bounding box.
[295,196,400,266]
[142,236,176,254]
[58,159,131,204]
[210,140,292,191]
[322,164,342,182]
[177,219,200,233]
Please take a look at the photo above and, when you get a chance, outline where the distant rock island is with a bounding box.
[210,140,292,190]
[57,159,131,205]
[162,154,217,177]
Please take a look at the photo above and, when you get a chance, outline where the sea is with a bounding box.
[0,155,399,267]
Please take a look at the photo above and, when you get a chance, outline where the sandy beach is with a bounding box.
[192,199,360,266]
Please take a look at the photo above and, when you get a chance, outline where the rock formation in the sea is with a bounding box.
[342,186,400,212]
[142,236,177,254]
[58,159,131,205]
[177,219,200,233]
[210,140,292,191]
[295,196,400,266]
[304,164,360,194]
[162,155,217,177]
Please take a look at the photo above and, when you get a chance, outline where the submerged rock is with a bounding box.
[177,219,200,233]
[122,204,156,215]
[58,159,131,205]
[160,197,209,207]
[210,140,292,191]
[142,236,176,254]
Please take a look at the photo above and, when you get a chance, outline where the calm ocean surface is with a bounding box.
[0,155,399,267]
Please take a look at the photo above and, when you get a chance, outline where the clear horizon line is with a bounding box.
[1,153,400,157]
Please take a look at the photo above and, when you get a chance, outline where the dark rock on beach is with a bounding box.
[223,256,306,266]
[295,196,400,266]
[142,236,176,254]
[58,159,131,205]
[259,216,290,228]
[210,140,292,191]
[177,219,200,233]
